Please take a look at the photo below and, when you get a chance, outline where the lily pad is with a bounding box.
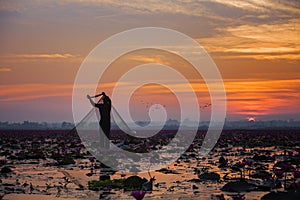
[261,191,300,200]
[221,180,256,192]
[198,172,220,181]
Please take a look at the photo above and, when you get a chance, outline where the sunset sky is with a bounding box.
[0,0,299,122]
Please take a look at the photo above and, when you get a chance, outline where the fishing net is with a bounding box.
[72,102,193,172]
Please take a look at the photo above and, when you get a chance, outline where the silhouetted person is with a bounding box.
[87,92,111,149]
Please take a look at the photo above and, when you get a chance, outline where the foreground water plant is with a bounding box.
[131,191,146,200]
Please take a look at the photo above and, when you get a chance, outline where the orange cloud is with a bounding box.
[225,79,300,117]
[0,84,73,101]
[0,82,131,102]
[0,53,83,63]
[2,53,79,59]
[0,67,12,72]
[198,18,300,61]
[213,0,300,14]
[1,78,299,120]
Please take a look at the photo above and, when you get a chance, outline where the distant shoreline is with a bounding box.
[1,119,300,130]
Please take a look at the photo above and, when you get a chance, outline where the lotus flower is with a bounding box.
[131,191,146,200]
[89,157,96,163]
[75,147,81,153]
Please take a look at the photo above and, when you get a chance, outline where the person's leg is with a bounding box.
[99,122,105,148]
[100,119,110,149]
[103,125,110,149]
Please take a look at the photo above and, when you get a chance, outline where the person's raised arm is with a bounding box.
[87,95,96,106]
[91,92,106,98]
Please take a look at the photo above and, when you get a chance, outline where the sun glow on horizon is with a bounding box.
[247,116,256,122]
